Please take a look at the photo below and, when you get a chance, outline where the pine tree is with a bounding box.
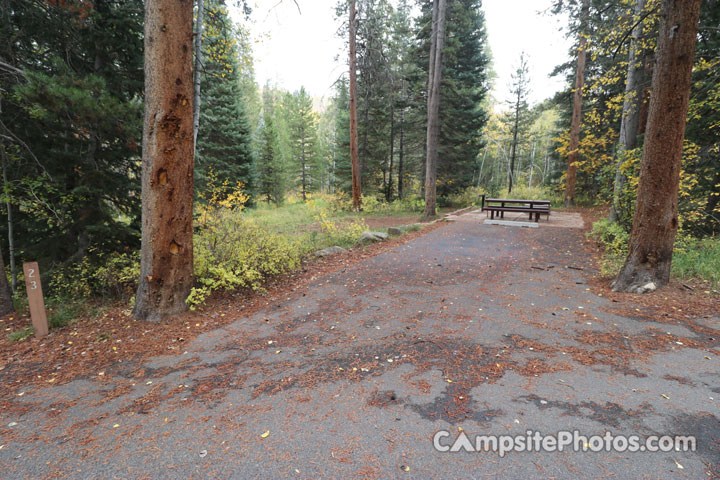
[415,0,491,198]
[257,86,286,204]
[331,78,352,193]
[506,52,531,194]
[196,1,256,201]
[285,88,319,201]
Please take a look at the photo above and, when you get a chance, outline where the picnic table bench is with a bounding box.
[480,195,551,222]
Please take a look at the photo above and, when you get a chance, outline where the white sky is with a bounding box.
[233,0,572,106]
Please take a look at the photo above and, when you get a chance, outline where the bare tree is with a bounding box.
[564,0,589,207]
[134,0,195,321]
[349,0,362,211]
[423,0,447,218]
[612,0,702,293]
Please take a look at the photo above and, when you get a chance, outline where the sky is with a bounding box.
[233,0,572,106]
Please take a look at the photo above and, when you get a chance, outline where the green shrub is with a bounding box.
[444,186,487,208]
[507,184,563,205]
[672,235,720,287]
[588,219,629,275]
[589,219,720,287]
[49,250,140,301]
[188,207,304,308]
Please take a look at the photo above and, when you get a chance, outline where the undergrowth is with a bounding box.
[589,219,720,288]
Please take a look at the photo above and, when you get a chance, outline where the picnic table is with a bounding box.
[480,195,551,222]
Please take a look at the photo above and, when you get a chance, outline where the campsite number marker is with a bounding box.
[23,262,48,337]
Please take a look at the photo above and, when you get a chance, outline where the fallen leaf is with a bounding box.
[261,430,270,438]
[661,394,670,400]
[400,465,410,472]
[113,424,120,428]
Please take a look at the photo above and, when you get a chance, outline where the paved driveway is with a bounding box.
[1,217,718,479]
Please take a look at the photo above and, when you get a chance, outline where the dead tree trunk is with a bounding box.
[349,0,362,211]
[609,0,646,222]
[564,0,590,207]
[192,0,203,156]
[423,0,446,219]
[135,0,195,322]
[611,0,702,293]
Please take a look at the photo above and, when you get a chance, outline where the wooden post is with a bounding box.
[23,262,48,337]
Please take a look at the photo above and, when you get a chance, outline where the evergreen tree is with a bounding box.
[0,0,144,270]
[285,88,319,201]
[196,1,256,201]
[257,85,286,204]
[415,0,491,197]
[505,52,531,193]
[331,78,352,193]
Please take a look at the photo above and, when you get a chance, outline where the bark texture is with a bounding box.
[349,0,362,211]
[564,0,590,207]
[134,0,195,321]
[612,0,702,293]
[609,0,646,222]
[0,245,13,316]
[423,0,446,218]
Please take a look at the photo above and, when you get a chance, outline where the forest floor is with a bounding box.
[1,208,719,479]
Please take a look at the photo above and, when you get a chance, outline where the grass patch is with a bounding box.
[8,327,33,342]
[589,219,720,287]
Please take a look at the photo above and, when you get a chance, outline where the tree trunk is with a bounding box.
[192,0,203,156]
[1,143,16,292]
[611,0,702,293]
[387,98,395,202]
[0,243,13,316]
[564,0,590,207]
[398,106,404,200]
[423,0,446,218]
[609,0,646,222]
[349,0,362,211]
[134,0,195,322]
[508,86,521,194]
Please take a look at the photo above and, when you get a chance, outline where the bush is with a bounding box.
[48,250,140,301]
[188,206,304,308]
[443,186,487,208]
[589,219,720,287]
[588,219,629,275]
[507,184,563,205]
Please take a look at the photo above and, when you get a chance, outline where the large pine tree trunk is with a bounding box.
[609,0,646,222]
[564,0,590,207]
[349,0,362,211]
[423,0,446,218]
[612,0,702,293]
[135,0,195,322]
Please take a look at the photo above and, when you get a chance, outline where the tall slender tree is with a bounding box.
[564,0,590,207]
[134,0,195,321]
[349,0,362,210]
[612,0,702,293]
[609,0,647,222]
[423,0,447,218]
[507,52,530,194]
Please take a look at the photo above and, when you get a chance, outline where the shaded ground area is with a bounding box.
[1,213,719,479]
